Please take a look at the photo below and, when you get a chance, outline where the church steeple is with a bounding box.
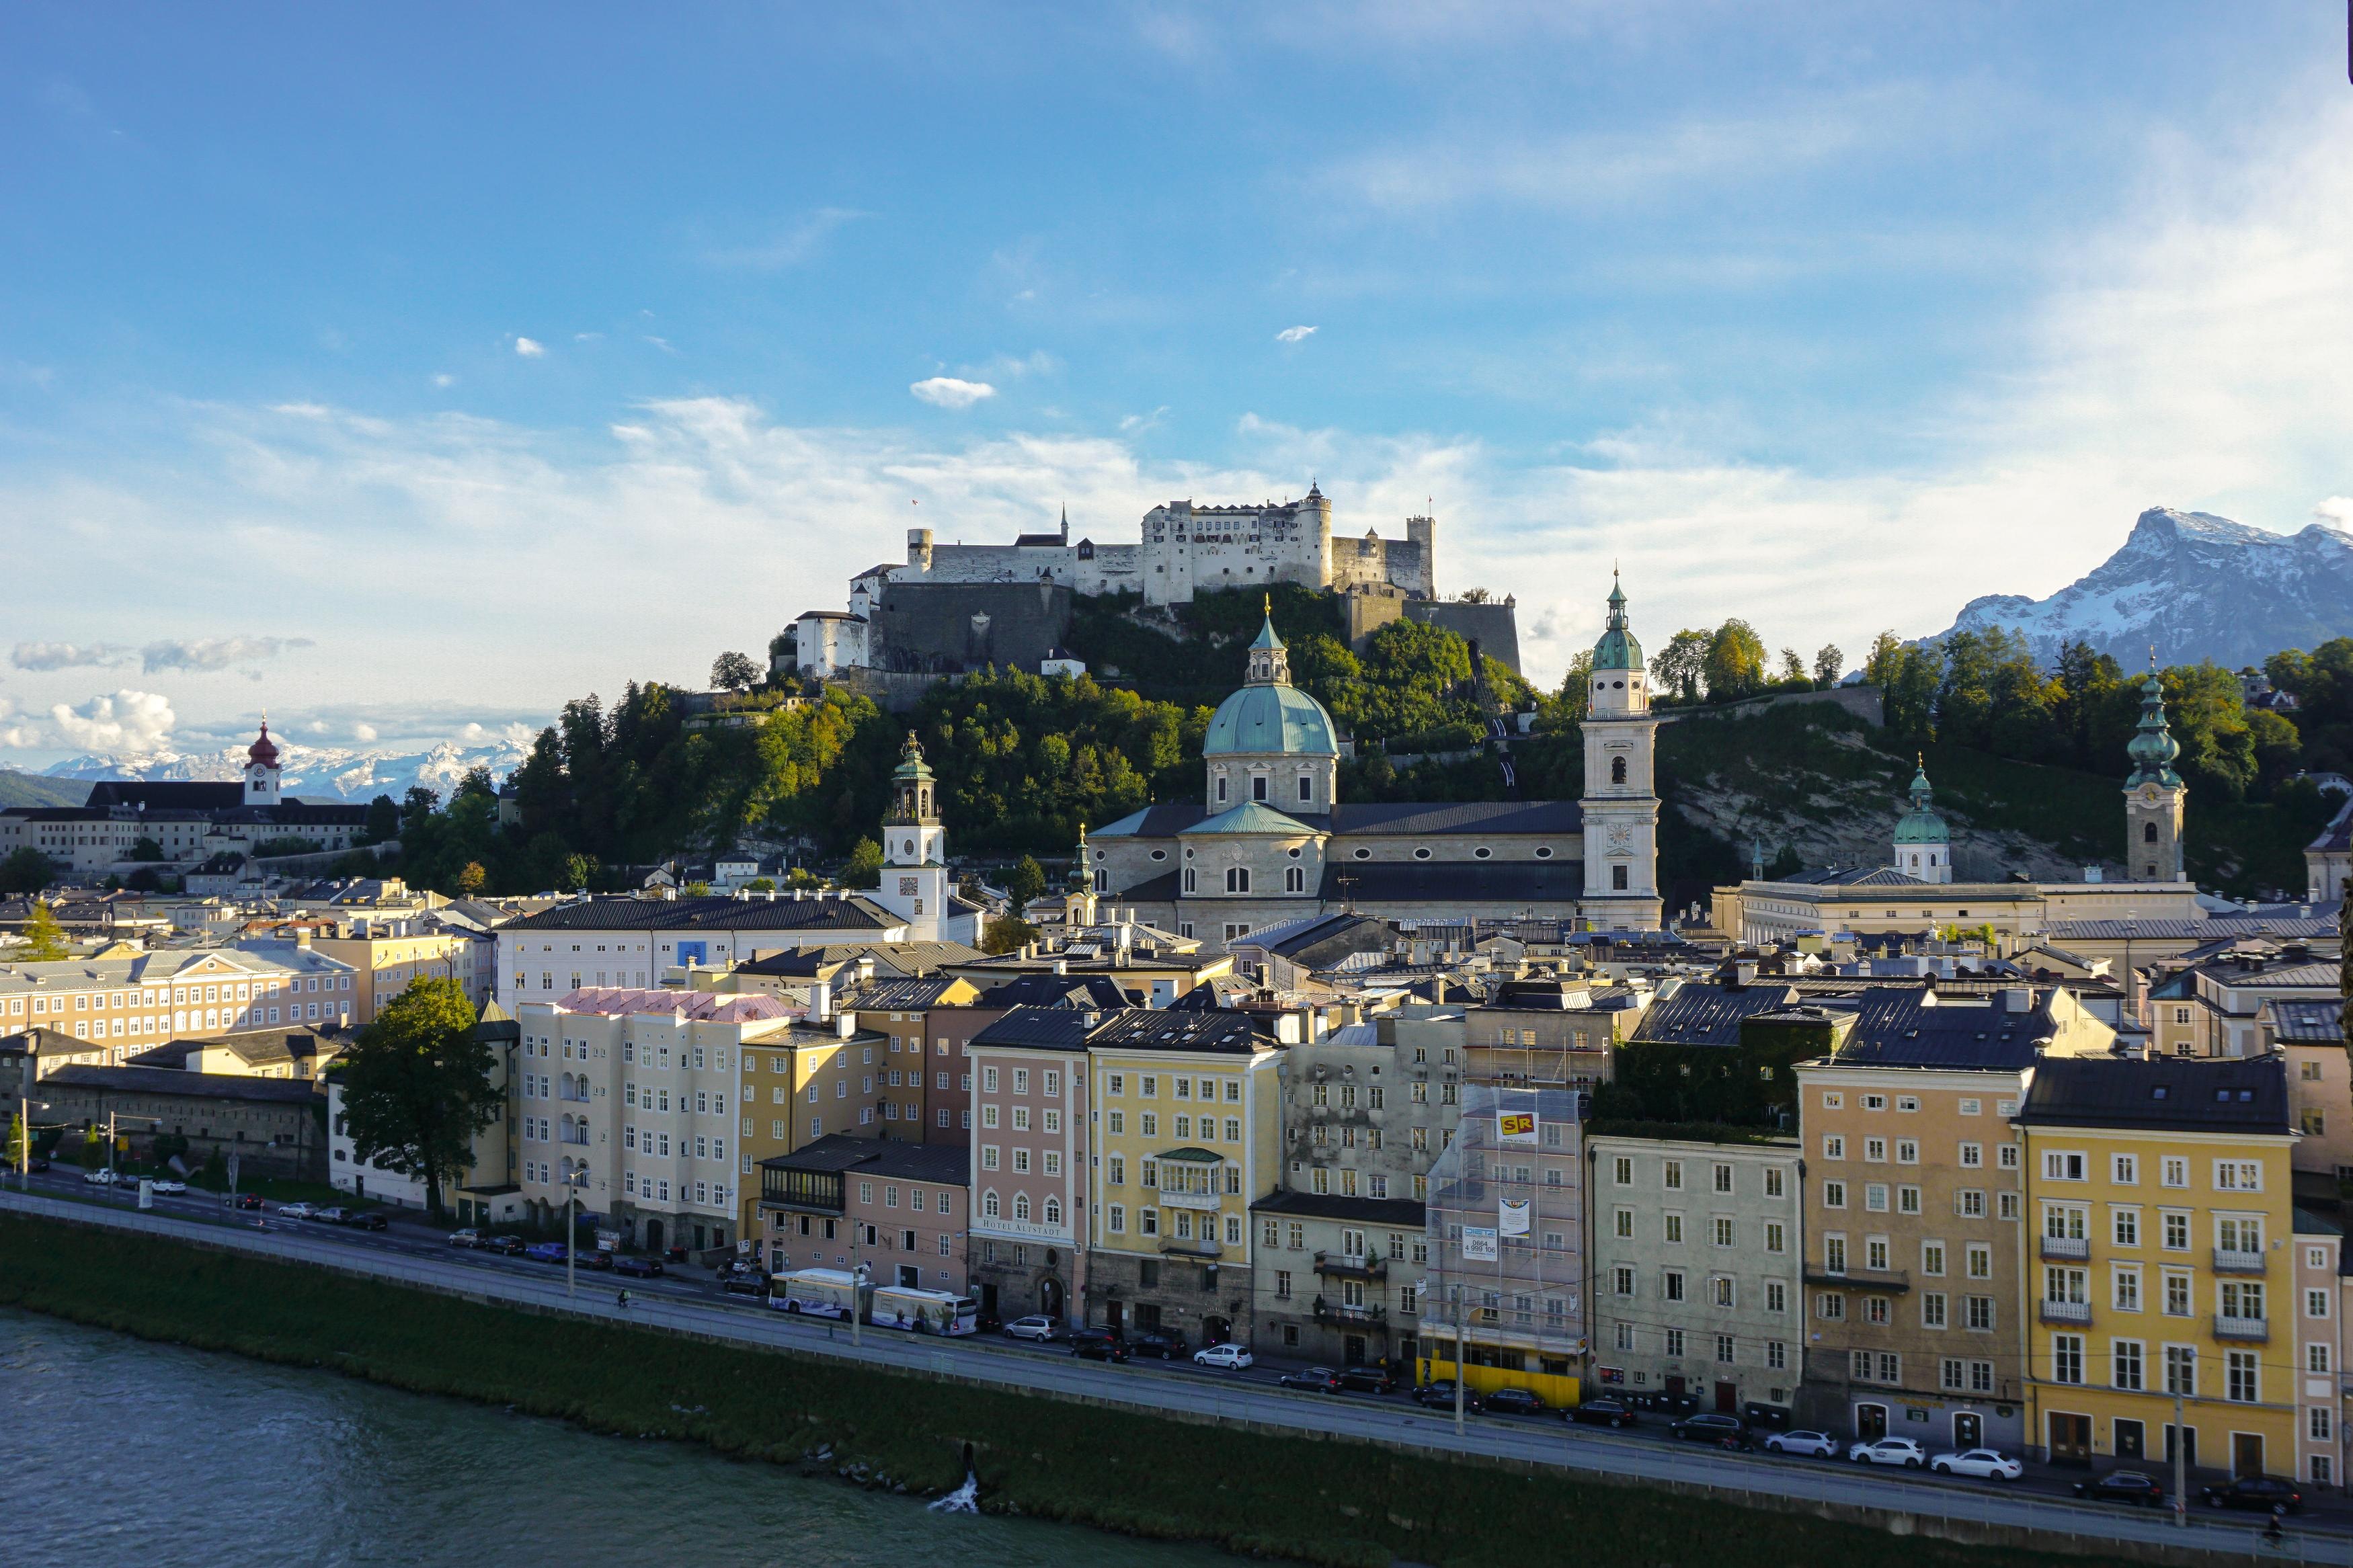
[2126,657,2182,788]
[886,731,939,827]
[1245,598,1290,686]
[2123,653,2187,882]
[1893,753,1952,883]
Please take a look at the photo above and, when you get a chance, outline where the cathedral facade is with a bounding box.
[1081,586,1663,950]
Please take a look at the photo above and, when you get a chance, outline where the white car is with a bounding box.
[81,1168,122,1186]
[1763,1430,1841,1457]
[1849,1436,1929,1468]
[278,1202,317,1220]
[1930,1448,2024,1481]
[1193,1343,1254,1370]
[1002,1315,1060,1342]
[149,1178,187,1195]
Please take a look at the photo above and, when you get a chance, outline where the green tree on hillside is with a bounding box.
[711,651,761,691]
[0,849,57,897]
[1812,645,1843,688]
[1005,855,1047,915]
[1649,630,1711,703]
[841,838,883,886]
[335,976,499,1223]
[1703,620,1768,703]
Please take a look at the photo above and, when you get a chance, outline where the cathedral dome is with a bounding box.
[247,720,280,768]
[1592,574,1644,671]
[1203,683,1339,757]
[1892,758,1949,845]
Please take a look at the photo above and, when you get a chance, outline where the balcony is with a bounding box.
[1312,1297,1390,1326]
[2038,1298,2092,1325]
[2213,1314,2270,1342]
[2038,1235,2089,1262]
[1314,1250,1388,1282]
[2212,1248,2267,1275]
[1158,1237,1222,1259]
[1802,1265,1911,1293]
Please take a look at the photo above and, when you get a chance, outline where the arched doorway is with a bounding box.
[1038,1277,1065,1321]
[645,1219,664,1251]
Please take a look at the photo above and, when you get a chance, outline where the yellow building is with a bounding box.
[1084,1009,1280,1346]
[2018,1055,2301,1483]
[310,928,475,1025]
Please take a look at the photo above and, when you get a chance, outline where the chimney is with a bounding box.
[1052,958,1068,976]
[295,929,311,950]
[2001,987,2034,1014]
[811,977,832,1023]
[836,1009,856,1040]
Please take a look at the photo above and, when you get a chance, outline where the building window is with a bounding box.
[2052,1334,2084,1385]
[2225,1350,2259,1404]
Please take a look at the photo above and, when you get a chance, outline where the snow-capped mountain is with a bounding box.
[41,735,532,803]
[1934,507,2353,668]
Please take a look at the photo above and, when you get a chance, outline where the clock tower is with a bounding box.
[876,732,953,938]
[2122,659,2187,883]
[1579,573,1663,928]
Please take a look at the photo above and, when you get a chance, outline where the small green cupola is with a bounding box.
[1245,596,1290,685]
[1591,571,1644,672]
[2125,660,2182,789]
[1892,755,1952,883]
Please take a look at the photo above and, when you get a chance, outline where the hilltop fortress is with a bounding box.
[779,485,1518,682]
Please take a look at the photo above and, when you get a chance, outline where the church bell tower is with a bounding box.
[1579,573,1662,928]
[878,732,952,936]
[2123,658,2187,883]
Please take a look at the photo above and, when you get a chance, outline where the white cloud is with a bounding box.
[573,331,603,342]
[910,377,997,409]
[352,723,378,742]
[643,335,678,355]
[2313,497,2353,530]
[514,337,545,358]
[431,373,456,388]
[11,641,134,671]
[140,635,313,673]
[50,689,175,754]
[703,208,870,270]
[1275,325,1317,343]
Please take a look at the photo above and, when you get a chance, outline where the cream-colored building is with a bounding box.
[0,940,358,1064]
[311,927,475,1025]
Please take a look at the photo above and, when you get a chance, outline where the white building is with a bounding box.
[861,733,987,946]
[0,939,358,1064]
[494,892,909,1012]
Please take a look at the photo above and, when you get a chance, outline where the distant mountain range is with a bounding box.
[1933,507,2353,669]
[32,735,532,804]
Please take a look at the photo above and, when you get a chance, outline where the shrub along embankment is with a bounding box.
[0,1214,2132,1568]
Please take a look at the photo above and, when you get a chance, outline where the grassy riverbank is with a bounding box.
[0,1214,2130,1568]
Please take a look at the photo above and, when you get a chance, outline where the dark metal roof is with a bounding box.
[757,1132,969,1186]
[2016,1056,2292,1134]
[844,976,971,1012]
[2269,999,2346,1046]
[1317,860,1585,903]
[1086,1007,1263,1055]
[41,1063,322,1104]
[976,973,1131,1010]
[502,894,897,934]
[1250,1187,1428,1228]
[1328,800,1583,836]
[968,1005,1096,1052]
[1827,989,2052,1070]
[1628,983,1802,1046]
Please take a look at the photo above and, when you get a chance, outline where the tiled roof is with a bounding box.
[502,895,898,934]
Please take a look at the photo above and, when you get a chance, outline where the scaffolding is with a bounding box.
[1420,1083,1587,1403]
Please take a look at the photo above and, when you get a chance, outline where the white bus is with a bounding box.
[769,1268,869,1319]
[869,1286,978,1336]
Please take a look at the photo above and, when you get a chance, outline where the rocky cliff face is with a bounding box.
[1937,507,2353,667]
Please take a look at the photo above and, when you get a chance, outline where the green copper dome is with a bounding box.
[2125,665,2182,788]
[1892,757,1949,845]
[1203,684,1339,757]
[1592,573,1644,671]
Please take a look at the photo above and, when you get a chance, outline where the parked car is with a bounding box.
[1670,1413,1753,1450]
[2200,1475,2302,1515]
[224,1193,264,1210]
[579,1249,615,1272]
[1480,1387,1550,1417]
[718,1272,766,1295]
[1124,1329,1184,1360]
[2073,1470,2167,1508]
[1930,1448,2024,1481]
[484,1233,528,1255]
[25,1157,50,1173]
[1192,1343,1254,1370]
[1847,1437,1928,1468]
[340,1210,387,1230]
[524,1241,569,1264]
[149,1178,187,1195]
[1411,1380,1481,1413]
[81,1169,122,1186]
[311,1206,351,1224]
[1336,1366,1400,1395]
[1069,1330,1131,1363]
[276,1200,317,1218]
[1003,1315,1062,1342]
[447,1228,485,1248]
[1568,1398,1636,1429]
[611,1254,662,1278]
[1277,1366,1344,1393]
[1763,1429,1840,1457]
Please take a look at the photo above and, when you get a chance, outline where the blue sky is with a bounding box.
[5,3,2352,768]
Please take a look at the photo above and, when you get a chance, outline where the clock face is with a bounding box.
[2139,786,2160,806]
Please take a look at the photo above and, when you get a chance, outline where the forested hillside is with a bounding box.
[353,596,2348,905]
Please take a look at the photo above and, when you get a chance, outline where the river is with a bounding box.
[0,1307,1232,1568]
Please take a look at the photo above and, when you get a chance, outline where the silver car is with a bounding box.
[1763,1429,1840,1457]
[1848,1436,1929,1468]
[1930,1448,2024,1481]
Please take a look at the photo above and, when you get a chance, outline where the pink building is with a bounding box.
[758,1134,970,1294]
[966,1006,1095,1323]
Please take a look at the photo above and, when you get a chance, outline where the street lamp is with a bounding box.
[851,1260,871,1348]
[14,1096,50,1190]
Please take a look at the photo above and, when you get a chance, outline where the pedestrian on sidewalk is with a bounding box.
[617,1288,631,1309]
